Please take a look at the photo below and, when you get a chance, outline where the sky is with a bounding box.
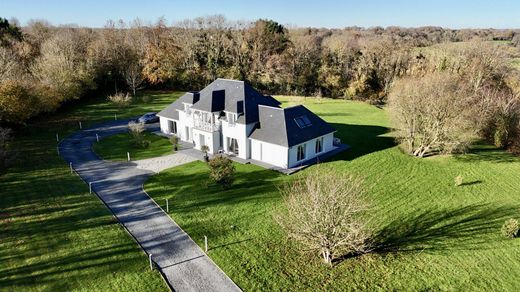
[2,0,519,29]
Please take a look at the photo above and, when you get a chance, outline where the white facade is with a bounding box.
[287,133,335,168]
[250,139,289,168]
[159,104,337,170]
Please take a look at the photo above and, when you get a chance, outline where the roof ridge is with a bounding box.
[257,104,284,110]
[216,78,244,83]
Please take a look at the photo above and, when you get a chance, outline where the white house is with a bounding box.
[157,78,338,169]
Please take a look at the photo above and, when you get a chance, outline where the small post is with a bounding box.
[57,146,60,155]
[89,182,92,194]
[55,133,59,142]
[204,235,208,253]
[69,162,73,174]
[127,152,130,161]
[96,133,99,142]
[166,198,169,213]
[79,121,82,129]
[114,113,117,120]
[149,254,153,270]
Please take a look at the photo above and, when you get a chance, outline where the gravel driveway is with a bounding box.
[59,119,240,291]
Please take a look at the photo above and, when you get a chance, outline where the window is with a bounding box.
[315,137,323,153]
[168,120,177,134]
[227,112,236,125]
[297,144,306,161]
[294,115,312,128]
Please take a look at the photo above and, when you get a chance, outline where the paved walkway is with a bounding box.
[135,153,197,173]
[59,120,241,292]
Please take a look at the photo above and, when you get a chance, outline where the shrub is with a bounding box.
[128,121,149,148]
[169,135,179,151]
[201,145,210,161]
[501,219,519,239]
[141,95,153,103]
[454,175,463,187]
[275,167,371,265]
[207,155,235,189]
[108,92,132,108]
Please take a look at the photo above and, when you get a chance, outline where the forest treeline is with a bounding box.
[1,15,520,126]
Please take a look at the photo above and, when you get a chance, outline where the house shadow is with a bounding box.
[328,123,395,161]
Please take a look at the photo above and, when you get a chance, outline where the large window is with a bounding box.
[315,137,323,153]
[297,144,306,161]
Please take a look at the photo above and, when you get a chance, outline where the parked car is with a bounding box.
[137,112,159,124]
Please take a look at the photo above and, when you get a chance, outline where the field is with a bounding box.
[93,132,173,161]
[145,96,520,290]
[0,91,182,291]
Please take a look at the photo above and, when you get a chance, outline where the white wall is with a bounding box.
[250,139,288,168]
[159,117,169,134]
[221,121,255,160]
[159,117,179,135]
[288,133,335,168]
[177,110,194,142]
[191,129,221,154]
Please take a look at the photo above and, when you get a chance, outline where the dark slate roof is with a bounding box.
[249,105,336,147]
[157,92,200,120]
[189,78,281,124]
[191,90,226,112]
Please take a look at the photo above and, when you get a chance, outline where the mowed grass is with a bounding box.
[0,91,182,291]
[145,96,520,290]
[93,132,173,161]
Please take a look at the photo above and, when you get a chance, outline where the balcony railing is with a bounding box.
[193,120,220,132]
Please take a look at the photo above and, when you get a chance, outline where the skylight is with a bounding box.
[294,115,312,128]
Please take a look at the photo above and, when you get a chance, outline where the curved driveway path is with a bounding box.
[59,120,241,292]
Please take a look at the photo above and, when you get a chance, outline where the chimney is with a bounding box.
[187,91,200,103]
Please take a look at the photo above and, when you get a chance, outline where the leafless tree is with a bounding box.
[123,61,145,96]
[388,72,481,157]
[275,167,371,265]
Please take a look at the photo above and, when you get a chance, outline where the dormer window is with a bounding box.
[294,115,312,128]
[184,104,191,112]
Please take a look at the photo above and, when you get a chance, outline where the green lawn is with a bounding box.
[0,91,182,291]
[93,132,173,161]
[145,96,520,290]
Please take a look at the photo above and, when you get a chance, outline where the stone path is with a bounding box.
[135,152,197,173]
[59,119,241,292]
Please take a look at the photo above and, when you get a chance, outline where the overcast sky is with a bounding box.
[2,0,519,29]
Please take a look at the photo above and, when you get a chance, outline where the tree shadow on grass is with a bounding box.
[371,203,518,254]
[328,123,395,161]
[453,147,520,164]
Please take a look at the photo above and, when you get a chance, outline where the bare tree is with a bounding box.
[388,72,481,157]
[123,61,145,96]
[275,167,370,265]
[0,47,22,81]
